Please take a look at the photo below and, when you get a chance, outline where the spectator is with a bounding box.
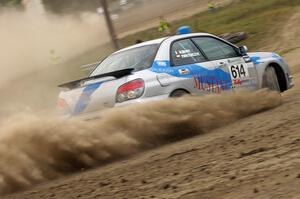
[158,17,170,34]
[208,1,216,12]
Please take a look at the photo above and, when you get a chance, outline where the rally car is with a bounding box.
[57,33,293,119]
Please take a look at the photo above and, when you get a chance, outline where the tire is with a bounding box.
[170,90,189,98]
[262,66,280,92]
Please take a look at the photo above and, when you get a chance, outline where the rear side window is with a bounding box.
[91,44,159,76]
[171,39,206,66]
[192,37,239,60]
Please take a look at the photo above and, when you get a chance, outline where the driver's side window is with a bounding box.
[171,39,206,66]
[192,37,239,60]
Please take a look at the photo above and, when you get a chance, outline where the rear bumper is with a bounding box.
[63,93,170,121]
[114,93,170,108]
[61,110,104,121]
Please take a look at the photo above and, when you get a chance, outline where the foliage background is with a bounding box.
[0,0,117,13]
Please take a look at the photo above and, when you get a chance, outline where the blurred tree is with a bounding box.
[42,0,112,14]
[0,0,22,6]
[0,0,115,13]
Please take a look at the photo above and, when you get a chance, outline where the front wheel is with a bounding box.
[262,66,280,92]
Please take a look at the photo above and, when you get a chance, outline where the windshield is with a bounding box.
[91,44,159,76]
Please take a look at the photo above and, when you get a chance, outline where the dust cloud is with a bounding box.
[0,9,108,86]
[0,90,281,195]
[0,8,110,115]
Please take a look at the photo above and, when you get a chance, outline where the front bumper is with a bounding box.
[287,74,294,89]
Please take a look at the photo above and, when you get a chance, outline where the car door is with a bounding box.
[191,36,256,91]
[170,39,219,94]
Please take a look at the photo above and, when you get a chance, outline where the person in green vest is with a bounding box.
[158,17,170,34]
[208,1,216,12]
[50,49,61,65]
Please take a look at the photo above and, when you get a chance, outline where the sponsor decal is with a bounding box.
[231,78,252,88]
[175,49,201,58]
[232,79,242,88]
[178,68,190,75]
[193,75,231,93]
[157,61,167,66]
[233,79,242,85]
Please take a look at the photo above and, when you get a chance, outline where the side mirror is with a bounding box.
[239,45,248,56]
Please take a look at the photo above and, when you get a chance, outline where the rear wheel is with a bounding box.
[262,66,280,92]
[170,90,189,98]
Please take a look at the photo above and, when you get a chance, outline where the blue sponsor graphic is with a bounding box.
[151,60,192,78]
[251,53,283,65]
[73,82,102,115]
[250,56,264,65]
[151,60,232,90]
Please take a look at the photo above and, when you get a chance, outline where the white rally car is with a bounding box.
[57,33,293,119]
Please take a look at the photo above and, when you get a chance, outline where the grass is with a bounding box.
[58,0,300,81]
[64,0,300,76]
[119,0,300,50]
[279,46,300,55]
[49,0,300,81]
[18,0,300,82]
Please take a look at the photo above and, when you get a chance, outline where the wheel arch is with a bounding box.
[268,62,288,92]
[169,88,190,97]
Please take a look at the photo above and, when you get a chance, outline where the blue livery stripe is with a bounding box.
[151,60,232,90]
[73,82,102,115]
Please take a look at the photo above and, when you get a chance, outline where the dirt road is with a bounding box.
[3,23,300,199]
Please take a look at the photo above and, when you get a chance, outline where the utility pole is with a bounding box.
[101,0,120,50]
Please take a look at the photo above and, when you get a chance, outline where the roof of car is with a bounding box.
[114,37,167,54]
[114,33,212,54]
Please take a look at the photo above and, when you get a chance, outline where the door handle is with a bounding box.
[217,62,227,68]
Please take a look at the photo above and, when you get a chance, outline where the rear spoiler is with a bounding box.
[58,68,134,89]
